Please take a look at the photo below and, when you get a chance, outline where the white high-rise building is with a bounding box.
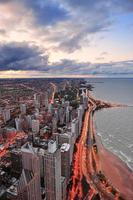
[34,93,40,103]
[15,117,22,131]
[71,118,79,137]
[77,104,84,134]
[20,104,26,114]
[43,141,62,200]
[2,109,10,123]
[31,119,39,133]
[66,106,70,124]
[48,140,57,153]
[34,93,41,109]
[26,115,32,129]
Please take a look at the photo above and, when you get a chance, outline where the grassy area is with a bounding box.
[54,86,79,108]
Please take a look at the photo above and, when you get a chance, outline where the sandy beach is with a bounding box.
[96,134,133,200]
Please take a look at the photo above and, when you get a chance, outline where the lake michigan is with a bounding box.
[87,78,133,171]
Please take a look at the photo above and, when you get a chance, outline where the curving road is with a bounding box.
[68,96,124,200]
[68,101,97,200]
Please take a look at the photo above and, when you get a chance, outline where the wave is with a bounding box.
[119,151,132,163]
[96,131,133,171]
[97,132,102,137]
[128,144,133,148]
[113,150,133,171]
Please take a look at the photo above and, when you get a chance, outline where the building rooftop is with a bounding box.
[6,184,18,197]
[61,143,70,152]
[21,142,35,154]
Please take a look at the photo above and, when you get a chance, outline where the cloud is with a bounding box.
[21,0,70,26]
[57,20,111,53]
[0,42,48,71]
[0,29,6,35]
[1,0,132,55]
[50,59,133,76]
[0,0,133,78]
[0,42,132,77]
[0,0,11,3]
[62,0,133,13]
[55,0,133,52]
[0,0,112,53]
[112,0,133,12]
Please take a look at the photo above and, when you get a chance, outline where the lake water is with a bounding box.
[87,78,133,171]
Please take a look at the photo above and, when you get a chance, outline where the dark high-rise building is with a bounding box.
[17,143,41,200]
[10,149,22,176]
[61,143,71,183]
[61,176,67,200]
[58,132,74,163]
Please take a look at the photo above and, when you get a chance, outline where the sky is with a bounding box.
[0,0,133,78]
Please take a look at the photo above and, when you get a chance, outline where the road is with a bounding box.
[49,82,56,104]
[20,82,56,104]
[0,131,26,159]
[68,101,97,200]
[68,96,123,200]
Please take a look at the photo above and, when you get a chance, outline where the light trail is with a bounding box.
[49,82,56,104]
[68,95,125,200]
[0,131,26,159]
[68,105,96,200]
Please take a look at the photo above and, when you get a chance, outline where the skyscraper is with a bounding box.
[20,104,26,115]
[58,132,74,163]
[2,109,10,123]
[10,149,22,176]
[77,104,84,134]
[71,118,79,137]
[61,143,71,182]
[65,106,70,124]
[15,117,22,131]
[34,93,41,109]
[17,143,41,200]
[43,140,62,200]
[31,119,40,134]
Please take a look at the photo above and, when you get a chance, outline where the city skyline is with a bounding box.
[0,78,133,199]
[0,0,133,78]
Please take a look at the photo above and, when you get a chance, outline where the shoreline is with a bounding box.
[89,94,133,199]
[96,131,133,172]
[92,97,133,172]
[95,124,133,199]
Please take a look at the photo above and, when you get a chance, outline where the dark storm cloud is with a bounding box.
[57,20,112,53]
[0,0,70,26]
[0,42,48,71]
[22,0,69,26]
[0,0,12,3]
[1,0,132,54]
[50,59,133,76]
[0,0,133,77]
[55,0,133,53]
[0,42,133,76]
[62,0,133,12]
[112,0,133,12]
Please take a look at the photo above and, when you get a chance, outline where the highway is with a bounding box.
[49,82,56,104]
[68,96,124,200]
[68,100,98,200]
[0,131,26,159]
